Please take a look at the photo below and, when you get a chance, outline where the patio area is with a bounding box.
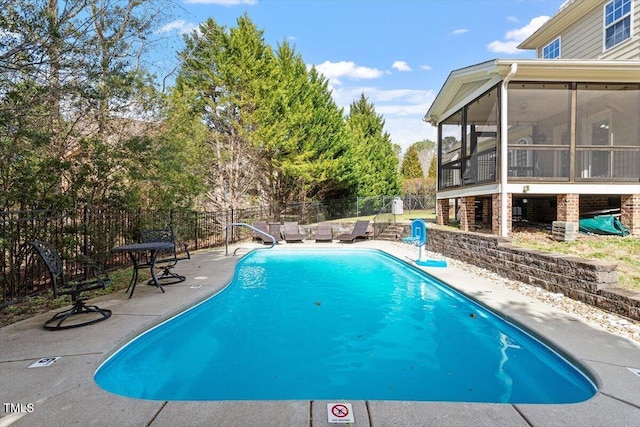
[1,241,639,426]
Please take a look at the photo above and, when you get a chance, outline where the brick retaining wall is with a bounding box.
[421,227,640,320]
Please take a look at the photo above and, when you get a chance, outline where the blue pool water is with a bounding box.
[94,249,597,403]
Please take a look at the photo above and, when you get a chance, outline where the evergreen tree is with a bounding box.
[252,42,351,213]
[176,17,355,214]
[176,15,275,211]
[303,67,354,200]
[345,94,401,196]
[401,144,424,179]
[427,156,437,180]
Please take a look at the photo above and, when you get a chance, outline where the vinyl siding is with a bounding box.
[561,6,603,59]
[534,0,639,60]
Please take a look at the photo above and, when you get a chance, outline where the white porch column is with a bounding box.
[499,63,518,237]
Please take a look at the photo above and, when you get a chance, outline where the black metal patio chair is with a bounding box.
[30,240,112,331]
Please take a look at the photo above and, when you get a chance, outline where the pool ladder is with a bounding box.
[225,222,276,256]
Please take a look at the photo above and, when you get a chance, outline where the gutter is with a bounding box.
[500,63,517,237]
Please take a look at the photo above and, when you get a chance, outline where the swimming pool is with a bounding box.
[94,248,597,403]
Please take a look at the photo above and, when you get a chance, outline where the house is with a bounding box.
[424,0,640,237]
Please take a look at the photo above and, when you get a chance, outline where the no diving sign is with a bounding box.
[327,403,354,424]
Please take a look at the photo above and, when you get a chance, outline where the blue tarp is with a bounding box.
[579,215,629,236]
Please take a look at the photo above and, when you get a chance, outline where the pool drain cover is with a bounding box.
[28,357,60,368]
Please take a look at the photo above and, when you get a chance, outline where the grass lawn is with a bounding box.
[341,212,639,292]
[0,268,149,328]
[338,209,436,222]
[510,231,640,292]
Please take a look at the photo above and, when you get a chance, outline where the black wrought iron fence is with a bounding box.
[0,207,225,308]
[279,195,434,222]
[1,195,435,308]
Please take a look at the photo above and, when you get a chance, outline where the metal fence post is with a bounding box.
[83,205,89,260]
[194,212,199,251]
[82,206,90,280]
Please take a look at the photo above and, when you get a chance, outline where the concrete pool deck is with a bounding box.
[1,240,639,426]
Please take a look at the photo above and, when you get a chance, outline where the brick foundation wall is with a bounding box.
[557,193,579,223]
[459,196,475,231]
[491,193,512,235]
[437,199,450,226]
[580,195,618,214]
[621,194,640,236]
[421,227,640,320]
[522,197,556,222]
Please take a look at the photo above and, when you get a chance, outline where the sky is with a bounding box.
[153,0,568,154]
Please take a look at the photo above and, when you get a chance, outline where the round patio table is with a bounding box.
[112,241,175,298]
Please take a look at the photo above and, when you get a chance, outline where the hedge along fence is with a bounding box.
[423,227,639,321]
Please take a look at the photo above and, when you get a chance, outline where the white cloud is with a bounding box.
[157,20,198,35]
[314,61,384,85]
[506,16,519,23]
[420,65,432,71]
[486,40,520,54]
[392,61,412,72]
[452,28,469,35]
[310,62,437,149]
[184,0,256,5]
[486,15,550,54]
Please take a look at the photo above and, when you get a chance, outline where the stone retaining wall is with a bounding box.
[421,227,639,320]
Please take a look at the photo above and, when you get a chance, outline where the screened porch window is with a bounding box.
[438,86,498,190]
[576,83,640,180]
[464,87,498,185]
[439,112,463,189]
[507,83,571,180]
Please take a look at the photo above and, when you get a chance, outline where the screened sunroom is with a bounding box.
[425,59,640,236]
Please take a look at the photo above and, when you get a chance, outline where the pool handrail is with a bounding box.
[371,197,395,239]
[225,222,276,256]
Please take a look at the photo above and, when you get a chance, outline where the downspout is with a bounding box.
[500,63,517,237]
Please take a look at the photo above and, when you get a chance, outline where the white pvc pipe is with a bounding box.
[500,63,518,237]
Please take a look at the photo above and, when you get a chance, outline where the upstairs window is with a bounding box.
[604,0,631,50]
[542,37,561,59]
